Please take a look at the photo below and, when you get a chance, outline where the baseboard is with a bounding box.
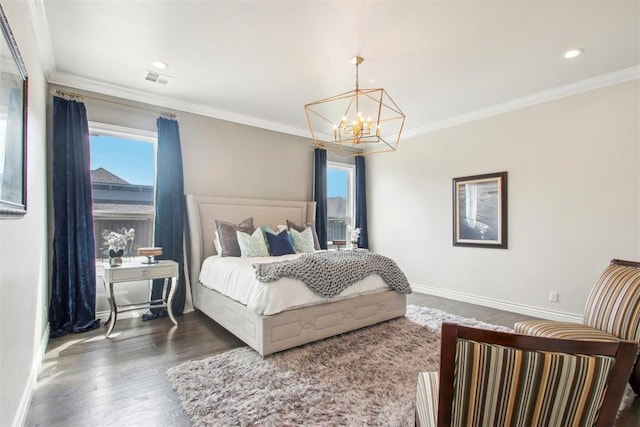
[411,283,583,323]
[13,324,49,427]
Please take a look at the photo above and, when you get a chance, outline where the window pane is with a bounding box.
[327,165,352,243]
[327,168,348,217]
[90,134,155,263]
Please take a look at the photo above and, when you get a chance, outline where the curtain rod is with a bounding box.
[51,89,177,120]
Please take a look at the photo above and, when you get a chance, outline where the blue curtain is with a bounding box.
[355,156,369,249]
[145,117,186,319]
[49,97,100,338]
[314,148,328,249]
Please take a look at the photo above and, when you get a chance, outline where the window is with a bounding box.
[327,162,355,244]
[89,123,157,266]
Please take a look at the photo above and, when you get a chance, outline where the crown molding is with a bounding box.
[403,65,640,139]
[26,0,56,78]
[48,70,312,139]
[50,65,638,142]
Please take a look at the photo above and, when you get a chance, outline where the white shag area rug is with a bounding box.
[167,305,510,426]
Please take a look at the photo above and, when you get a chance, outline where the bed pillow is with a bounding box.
[287,220,321,250]
[264,230,296,256]
[215,217,255,257]
[214,231,222,254]
[236,228,270,258]
[261,225,277,235]
[289,227,315,253]
[259,226,277,253]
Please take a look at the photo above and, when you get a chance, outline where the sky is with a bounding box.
[91,134,348,196]
[90,135,154,185]
[327,168,347,198]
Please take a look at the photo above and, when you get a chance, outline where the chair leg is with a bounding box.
[630,357,640,396]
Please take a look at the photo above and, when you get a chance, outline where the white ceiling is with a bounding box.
[31,0,639,139]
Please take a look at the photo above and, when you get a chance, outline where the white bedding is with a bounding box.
[198,253,389,315]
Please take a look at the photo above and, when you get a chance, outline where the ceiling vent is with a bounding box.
[145,70,173,85]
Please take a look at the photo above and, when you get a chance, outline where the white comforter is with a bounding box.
[198,253,389,315]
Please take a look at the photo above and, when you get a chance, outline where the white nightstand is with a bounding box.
[102,260,179,337]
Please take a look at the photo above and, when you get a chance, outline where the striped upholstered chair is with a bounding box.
[515,259,640,395]
[416,323,637,427]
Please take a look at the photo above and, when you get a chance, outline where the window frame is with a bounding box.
[327,161,355,242]
[89,122,158,272]
[89,122,157,144]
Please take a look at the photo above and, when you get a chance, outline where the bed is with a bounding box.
[185,194,407,356]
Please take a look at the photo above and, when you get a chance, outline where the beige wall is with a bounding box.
[179,112,314,201]
[0,3,49,425]
[367,80,640,319]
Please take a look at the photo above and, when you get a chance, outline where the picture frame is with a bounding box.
[453,171,507,249]
[0,5,28,218]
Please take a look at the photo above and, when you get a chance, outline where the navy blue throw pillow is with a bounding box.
[265,230,295,256]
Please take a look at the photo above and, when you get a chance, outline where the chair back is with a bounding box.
[583,260,640,342]
[437,323,637,427]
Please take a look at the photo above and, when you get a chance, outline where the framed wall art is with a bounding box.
[0,4,28,217]
[453,171,507,249]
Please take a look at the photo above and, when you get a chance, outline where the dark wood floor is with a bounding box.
[26,294,639,426]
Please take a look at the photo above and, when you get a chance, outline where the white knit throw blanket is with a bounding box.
[253,251,412,297]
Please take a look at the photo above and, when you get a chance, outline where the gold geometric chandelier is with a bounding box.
[304,56,406,156]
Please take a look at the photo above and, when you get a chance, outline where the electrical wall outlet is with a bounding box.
[548,291,559,302]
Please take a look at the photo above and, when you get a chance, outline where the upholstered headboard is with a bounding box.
[185,194,316,293]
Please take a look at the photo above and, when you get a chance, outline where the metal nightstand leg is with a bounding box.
[166,276,178,325]
[105,280,118,337]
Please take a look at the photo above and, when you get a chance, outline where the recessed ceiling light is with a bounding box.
[563,48,584,59]
[151,60,169,70]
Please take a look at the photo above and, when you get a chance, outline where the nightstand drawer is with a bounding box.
[106,263,177,282]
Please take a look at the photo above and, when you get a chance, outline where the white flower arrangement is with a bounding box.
[347,225,361,244]
[102,228,135,251]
